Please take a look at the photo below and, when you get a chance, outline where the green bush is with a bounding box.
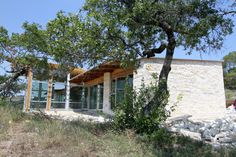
[113,77,171,134]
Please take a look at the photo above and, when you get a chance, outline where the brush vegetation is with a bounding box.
[0,102,236,157]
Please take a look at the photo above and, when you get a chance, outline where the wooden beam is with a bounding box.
[111,68,133,79]
[85,76,104,86]
[25,69,33,112]
[46,77,53,111]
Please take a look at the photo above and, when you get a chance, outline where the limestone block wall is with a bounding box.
[133,58,226,121]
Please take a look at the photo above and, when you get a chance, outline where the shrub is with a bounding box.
[113,77,171,134]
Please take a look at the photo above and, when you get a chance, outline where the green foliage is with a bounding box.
[223,51,236,89]
[0,75,25,99]
[113,79,170,134]
[83,0,234,61]
[149,128,175,148]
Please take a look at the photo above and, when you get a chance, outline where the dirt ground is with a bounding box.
[0,122,70,157]
[0,122,38,157]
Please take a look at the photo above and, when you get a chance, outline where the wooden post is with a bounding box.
[24,69,33,112]
[46,77,53,111]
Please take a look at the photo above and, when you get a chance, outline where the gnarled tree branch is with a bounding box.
[143,42,167,58]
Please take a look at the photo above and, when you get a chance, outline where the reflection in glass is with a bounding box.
[51,82,66,108]
[31,80,48,108]
[89,85,97,109]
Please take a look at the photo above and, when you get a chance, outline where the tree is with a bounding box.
[0,23,50,91]
[82,0,235,90]
[0,1,235,101]
[0,12,85,91]
[0,75,25,100]
[223,51,236,89]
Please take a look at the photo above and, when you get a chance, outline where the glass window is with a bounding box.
[83,87,88,109]
[111,80,116,109]
[127,75,133,86]
[31,81,48,109]
[110,75,133,109]
[98,83,103,109]
[51,82,66,108]
[89,85,97,109]
[69,86,83,109]
[116,77,125,105]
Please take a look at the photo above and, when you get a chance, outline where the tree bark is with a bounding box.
[158,21,176,90]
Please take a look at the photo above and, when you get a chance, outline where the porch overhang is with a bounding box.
[70,61,121,84]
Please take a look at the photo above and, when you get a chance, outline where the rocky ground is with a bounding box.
[44,110,108,122]
[41,109,236,150]
[166,106,236,149]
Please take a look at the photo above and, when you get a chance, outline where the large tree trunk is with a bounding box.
[158,22,176,90]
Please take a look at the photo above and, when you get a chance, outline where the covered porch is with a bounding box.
[24,61,133,114]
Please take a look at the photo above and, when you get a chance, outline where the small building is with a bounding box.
[24,58,226,121]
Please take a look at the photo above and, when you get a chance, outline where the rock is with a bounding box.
[168,114,192,122]
[214,119,222,128]
[173,121,185,128]
[166,113,236,148]
[214,132,228,142]
[233,125,236,132]
[203,129,212,141]
[212,143,221,150]
[169,127,202,141]
[231,142,236,147]
[219,137,233,143]
[210,128,220,137]
[220,123,230,132]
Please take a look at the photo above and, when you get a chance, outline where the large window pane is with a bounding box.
[89,85,97,109]
[31,81,48,109]
[51,82,66,108]
[127,75,133,86]
[111,80,116,109]
[31,102,47,109]
[70,86,83,109]
[99,84,103,109]
[110,75,133,110]
[116,78,125,105]
[83,87,88,109]
[117,78,125,89]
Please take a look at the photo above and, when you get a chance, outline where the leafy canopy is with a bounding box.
[223,51,236,90]
[83,0,234,61]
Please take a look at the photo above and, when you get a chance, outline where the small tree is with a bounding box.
[113,78,170,134]
[223,51,236,89]
[0,75,25,100]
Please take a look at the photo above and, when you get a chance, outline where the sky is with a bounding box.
[0,0,236,74]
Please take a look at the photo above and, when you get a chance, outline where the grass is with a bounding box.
[1,102,236,157]
[225,89,236,107]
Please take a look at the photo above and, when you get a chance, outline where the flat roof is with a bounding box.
[140,57,223,63]
[70,57,223,83]
[70,61,120,83]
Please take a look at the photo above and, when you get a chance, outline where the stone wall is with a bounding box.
[133,58,226,121]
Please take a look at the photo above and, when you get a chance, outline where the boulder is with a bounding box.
[169,127,202,141]
[202,129,212,141]
[210,128,220,137]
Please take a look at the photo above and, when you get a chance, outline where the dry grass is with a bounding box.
[24,117,155,157]
[1,102,236,157]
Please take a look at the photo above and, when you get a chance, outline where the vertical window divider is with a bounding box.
[97,85,100,110]
[87,86,90,109]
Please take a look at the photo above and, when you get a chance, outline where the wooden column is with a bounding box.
[46,77,53,111]
[24,69,33,112]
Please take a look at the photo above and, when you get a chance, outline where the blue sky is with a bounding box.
[0,0,236,74]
